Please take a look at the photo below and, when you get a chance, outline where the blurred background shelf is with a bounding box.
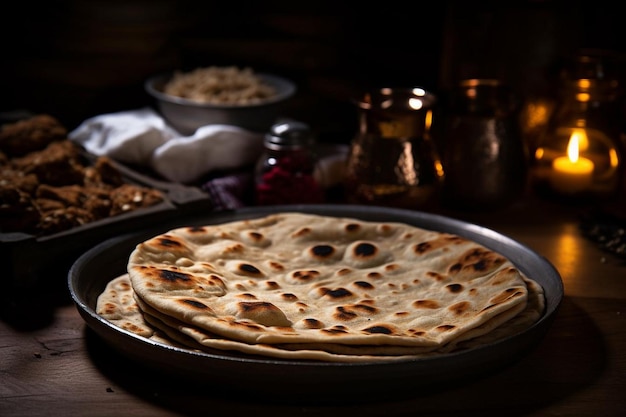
[3,1,624,144]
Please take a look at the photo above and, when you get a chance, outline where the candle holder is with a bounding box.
[531,52,623,200]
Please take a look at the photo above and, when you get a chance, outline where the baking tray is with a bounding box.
[69,204,564,402]
[1,156,212,295]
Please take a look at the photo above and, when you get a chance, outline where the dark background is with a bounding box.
[2,0,624,142]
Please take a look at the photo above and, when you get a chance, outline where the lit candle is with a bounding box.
[550,131,594,194]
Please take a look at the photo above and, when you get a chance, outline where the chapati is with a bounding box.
[94,212,547,361]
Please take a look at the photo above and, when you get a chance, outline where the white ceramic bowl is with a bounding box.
[145,71,297,135]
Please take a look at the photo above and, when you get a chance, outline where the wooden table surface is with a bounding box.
[2,195,625,417]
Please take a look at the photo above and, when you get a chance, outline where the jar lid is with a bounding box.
[265,120,315,150]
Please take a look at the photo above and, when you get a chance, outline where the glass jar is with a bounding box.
[532,53,623,200]
[344,87,444,210]
[255,120,324,205]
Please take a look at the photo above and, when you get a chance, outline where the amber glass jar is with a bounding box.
[344,87,444,210]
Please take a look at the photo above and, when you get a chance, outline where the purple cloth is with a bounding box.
[200,172,254,210]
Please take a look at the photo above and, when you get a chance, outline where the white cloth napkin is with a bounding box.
[69,108,264,184]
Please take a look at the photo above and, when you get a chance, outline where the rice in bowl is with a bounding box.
[145,66,296,134]
[163,66,278,105]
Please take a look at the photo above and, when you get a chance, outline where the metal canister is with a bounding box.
[440,79,529,211]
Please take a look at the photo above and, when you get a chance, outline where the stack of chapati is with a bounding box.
[96,212,545,363]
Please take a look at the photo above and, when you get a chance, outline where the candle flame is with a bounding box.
[567,132,585,162]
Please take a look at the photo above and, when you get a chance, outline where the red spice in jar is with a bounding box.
[255,122,324,205]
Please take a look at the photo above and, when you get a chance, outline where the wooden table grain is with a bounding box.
[2,196,625,416]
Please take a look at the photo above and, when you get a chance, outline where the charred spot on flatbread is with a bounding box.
[310,244,335,259]
[236,263,264,277]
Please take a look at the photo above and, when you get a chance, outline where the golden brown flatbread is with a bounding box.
[97,272,544,362]
[135,289,421,362]
[106,212,545,362]
[96,274,196,349]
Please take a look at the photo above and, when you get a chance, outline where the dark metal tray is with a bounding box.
[69,204,564,402]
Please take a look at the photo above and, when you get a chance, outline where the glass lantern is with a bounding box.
[532,54,623,200]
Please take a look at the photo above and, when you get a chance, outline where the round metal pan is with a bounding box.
[68,204,563,401]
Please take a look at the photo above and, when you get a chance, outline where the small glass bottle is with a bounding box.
[255,120,324,205]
